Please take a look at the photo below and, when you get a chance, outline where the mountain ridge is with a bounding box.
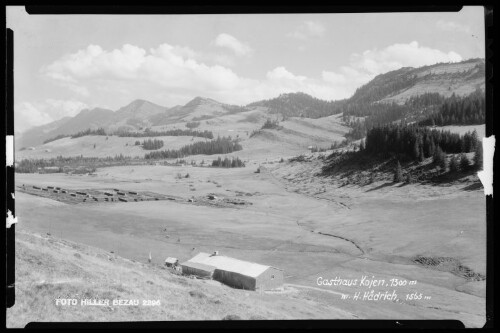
[17,58,485,148]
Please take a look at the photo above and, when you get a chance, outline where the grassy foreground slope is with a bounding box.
[7,229,355,327]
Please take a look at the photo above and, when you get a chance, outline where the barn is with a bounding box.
[184,252,284,291]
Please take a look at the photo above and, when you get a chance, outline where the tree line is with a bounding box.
[418,89,485,126]
[43,134,71,144]
[43,127,107,144]
[141,139,164,150]
[248,92,345,119]
[261,118,281,129]
[185,121,200,129]
[405,92,447,109]
[144,136,242,159]
[362,123,480,162]
[344,90,485,141]
[71,128,107,138]
[349,71,418,105]
[43,127,215,144]
[343,103,408,140]
[16,154,132,173]
[117,128,214,139]
[211,156,245,168]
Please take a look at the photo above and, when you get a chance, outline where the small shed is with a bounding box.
[180,261,216,278]
[164,257,179,267]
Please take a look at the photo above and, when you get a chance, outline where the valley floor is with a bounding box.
[10,158,487,327]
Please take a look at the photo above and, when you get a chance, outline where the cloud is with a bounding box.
[436,20,472,34]
[43,43,246,93]
[44,44,146,80]
[15,99,88,133]
[288,21,326,40]
[214,33,253,56]
[38,41,463,112]
[266,66,307,82]
[350,41,462,75]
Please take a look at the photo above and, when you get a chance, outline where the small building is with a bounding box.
[181,261,216,278]
[183,252,284,291]
[164,257,179,267]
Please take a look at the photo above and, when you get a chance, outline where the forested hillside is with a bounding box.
[248,92,345,119]
[418,89,485,126]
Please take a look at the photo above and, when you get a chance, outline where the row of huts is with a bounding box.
[166,252,284,291]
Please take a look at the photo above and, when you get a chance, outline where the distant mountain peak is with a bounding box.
[122,99,155,109]
[129,98,147,105]
[185,96,221,107]
[75,107,112,117]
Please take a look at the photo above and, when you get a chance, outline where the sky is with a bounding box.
[7,6,485,133]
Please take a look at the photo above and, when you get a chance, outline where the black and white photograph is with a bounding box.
[5,6,491,328]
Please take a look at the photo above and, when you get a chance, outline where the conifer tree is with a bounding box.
[459,153,470,171]
[393,161,403,183]
[433,146,446,169]
[418,145,425,162]
[449,155,459,173]
[405,172,413,184]
[473,143,483,170]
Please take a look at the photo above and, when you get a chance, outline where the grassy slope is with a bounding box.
[8,229,355,327]
[16,112,349,164]
[381,61,485,104]
[16,135,208,159]
[14,159,486,327]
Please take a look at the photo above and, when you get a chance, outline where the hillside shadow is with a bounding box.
[365,182,394,192]
[462,182,483,191]
[427,169,478,185]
